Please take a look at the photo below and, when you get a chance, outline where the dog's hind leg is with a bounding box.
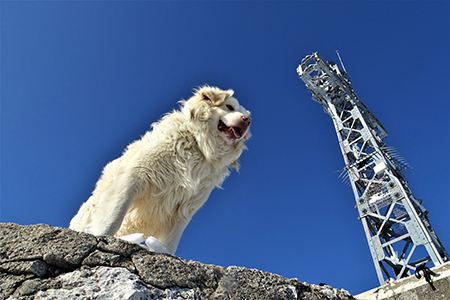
[87,172,143,237]
[69,198,96,231]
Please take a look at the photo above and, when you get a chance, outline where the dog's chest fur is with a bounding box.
[114,114,233,239]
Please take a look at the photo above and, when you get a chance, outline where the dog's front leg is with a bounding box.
[157,217,192,254]
[87,172,142,236]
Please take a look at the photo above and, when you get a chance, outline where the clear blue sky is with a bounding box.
[1,1,449,295]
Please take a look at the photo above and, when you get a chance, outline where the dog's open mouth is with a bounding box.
[218,119,243,140]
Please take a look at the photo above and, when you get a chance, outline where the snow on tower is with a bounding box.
[297,52,448,285]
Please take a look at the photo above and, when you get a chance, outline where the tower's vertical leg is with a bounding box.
[362,218,386,284]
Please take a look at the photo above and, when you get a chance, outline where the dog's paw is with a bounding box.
[118,233,144,244]
[83,228,94,235]
[145,236,172,254]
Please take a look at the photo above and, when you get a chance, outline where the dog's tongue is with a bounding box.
[230,127,241,138]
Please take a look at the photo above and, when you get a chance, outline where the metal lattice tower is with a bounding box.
[297,52,448,285]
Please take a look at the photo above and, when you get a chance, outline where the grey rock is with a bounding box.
[97,235,144,257]
[0,223,97,269]
[0,223,55,262]
[40,228,97,268]
[212,266,300,300]
[0,273,35,299]
[83,249,135,272]
[13,278,43,297]
[0,223,356,300]
[0,261,48,278]
[9,266,195,300]
[132,251,224,293]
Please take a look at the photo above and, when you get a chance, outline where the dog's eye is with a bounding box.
[226,105,234,111]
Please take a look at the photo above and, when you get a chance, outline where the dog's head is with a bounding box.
[181,86,251,169]
[183,86,251,144]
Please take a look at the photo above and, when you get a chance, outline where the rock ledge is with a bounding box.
[0,223,355,300]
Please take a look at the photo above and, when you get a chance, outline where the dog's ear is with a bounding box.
[188,101,211,122]
[199,87,234,106]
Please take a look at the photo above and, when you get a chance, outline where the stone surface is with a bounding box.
[0,223,356,300]
[9,266,196,300]
[355,261,450,300]
[0,223,97,269]
[212,266,299,300]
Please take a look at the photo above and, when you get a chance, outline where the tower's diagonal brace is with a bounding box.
[297,52,448,285]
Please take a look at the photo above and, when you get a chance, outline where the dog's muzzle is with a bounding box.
[218,115,251,140]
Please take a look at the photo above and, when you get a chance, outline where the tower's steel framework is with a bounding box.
[297,52,448,285]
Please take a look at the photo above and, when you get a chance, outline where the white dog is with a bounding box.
[69,86,251,254]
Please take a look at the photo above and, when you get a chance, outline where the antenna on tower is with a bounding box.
[335,50,347,73]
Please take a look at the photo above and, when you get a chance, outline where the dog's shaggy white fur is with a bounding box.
[69,86,251,254]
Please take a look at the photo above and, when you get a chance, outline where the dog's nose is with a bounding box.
[241,115,251,125]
